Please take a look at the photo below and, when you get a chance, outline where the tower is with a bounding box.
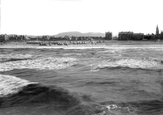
[156,25,159,39]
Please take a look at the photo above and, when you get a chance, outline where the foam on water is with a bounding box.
[0,54,32,59]
[0,57,77,71]
[95,58,163,70]
[0,54,33,62]
[1,44,163,50]
[0,74,36,97]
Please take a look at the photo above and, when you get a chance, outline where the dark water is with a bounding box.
[0,47,163,115]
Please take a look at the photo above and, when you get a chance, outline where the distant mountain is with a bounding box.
[55,31,105,37]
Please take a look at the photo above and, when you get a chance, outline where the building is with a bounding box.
[160,31,163,40]
[144,34,155,41]
[132,33,144,40]
[118,32,145,41]
[0,34,5,42]
[118,31,133,40]
[105,32,112,40]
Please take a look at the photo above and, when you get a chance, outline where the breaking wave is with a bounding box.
[0,54,33,62]
[0,74,108,115]
[0,74,79,110]
[94,58,163,70]
[1,74,163,115]
[0,57,77,71]
[101,99,163,115]
[0,74,36,97]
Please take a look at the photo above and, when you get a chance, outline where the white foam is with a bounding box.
[96,58,162,69]
[106,104,118,111]
[1,44,163,50]
[0,54,33,62]
[0,57,77,71]
[35,45,163,50]
[0,74,36,97]
[0,54,32,59]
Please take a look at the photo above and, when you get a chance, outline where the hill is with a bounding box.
[55,31,105,37]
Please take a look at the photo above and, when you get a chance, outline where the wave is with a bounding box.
[128,100,163,114]
[95,66,163,73]
[0,84,81,109]
[1,44,163,50]
[0,74,79,107]
[0,53,32,59]
[1,74,163,115]
[0,58,31,63]
[94,58,163,70]
[0,54,33,63]
[83,80,119,87]
[100,99,163,115]
[0,74,36,97]
[0,57,77,71]
[0,74,109,115]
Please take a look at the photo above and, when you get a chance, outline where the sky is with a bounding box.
[1,0,163,36]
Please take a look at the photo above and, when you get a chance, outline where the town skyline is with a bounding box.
[1,25,162,37]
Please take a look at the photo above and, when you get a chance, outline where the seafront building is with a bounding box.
[118,32,134,40]
[116,25,161,41]
[0,25,163,42]
[105,32,112,40]
[160,31,163,40]
[118,32,144,41]
[144,34,155,41]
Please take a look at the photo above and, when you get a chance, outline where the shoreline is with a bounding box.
[0,41,163,49]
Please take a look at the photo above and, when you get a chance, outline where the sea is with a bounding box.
[0,45,163,115]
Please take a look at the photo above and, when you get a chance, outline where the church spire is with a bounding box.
[156,25,159,39]
[156,25,159,36]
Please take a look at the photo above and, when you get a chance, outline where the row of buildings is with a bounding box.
[0,25,163,42]
[105,25,163,41]
[0,34,104,42]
